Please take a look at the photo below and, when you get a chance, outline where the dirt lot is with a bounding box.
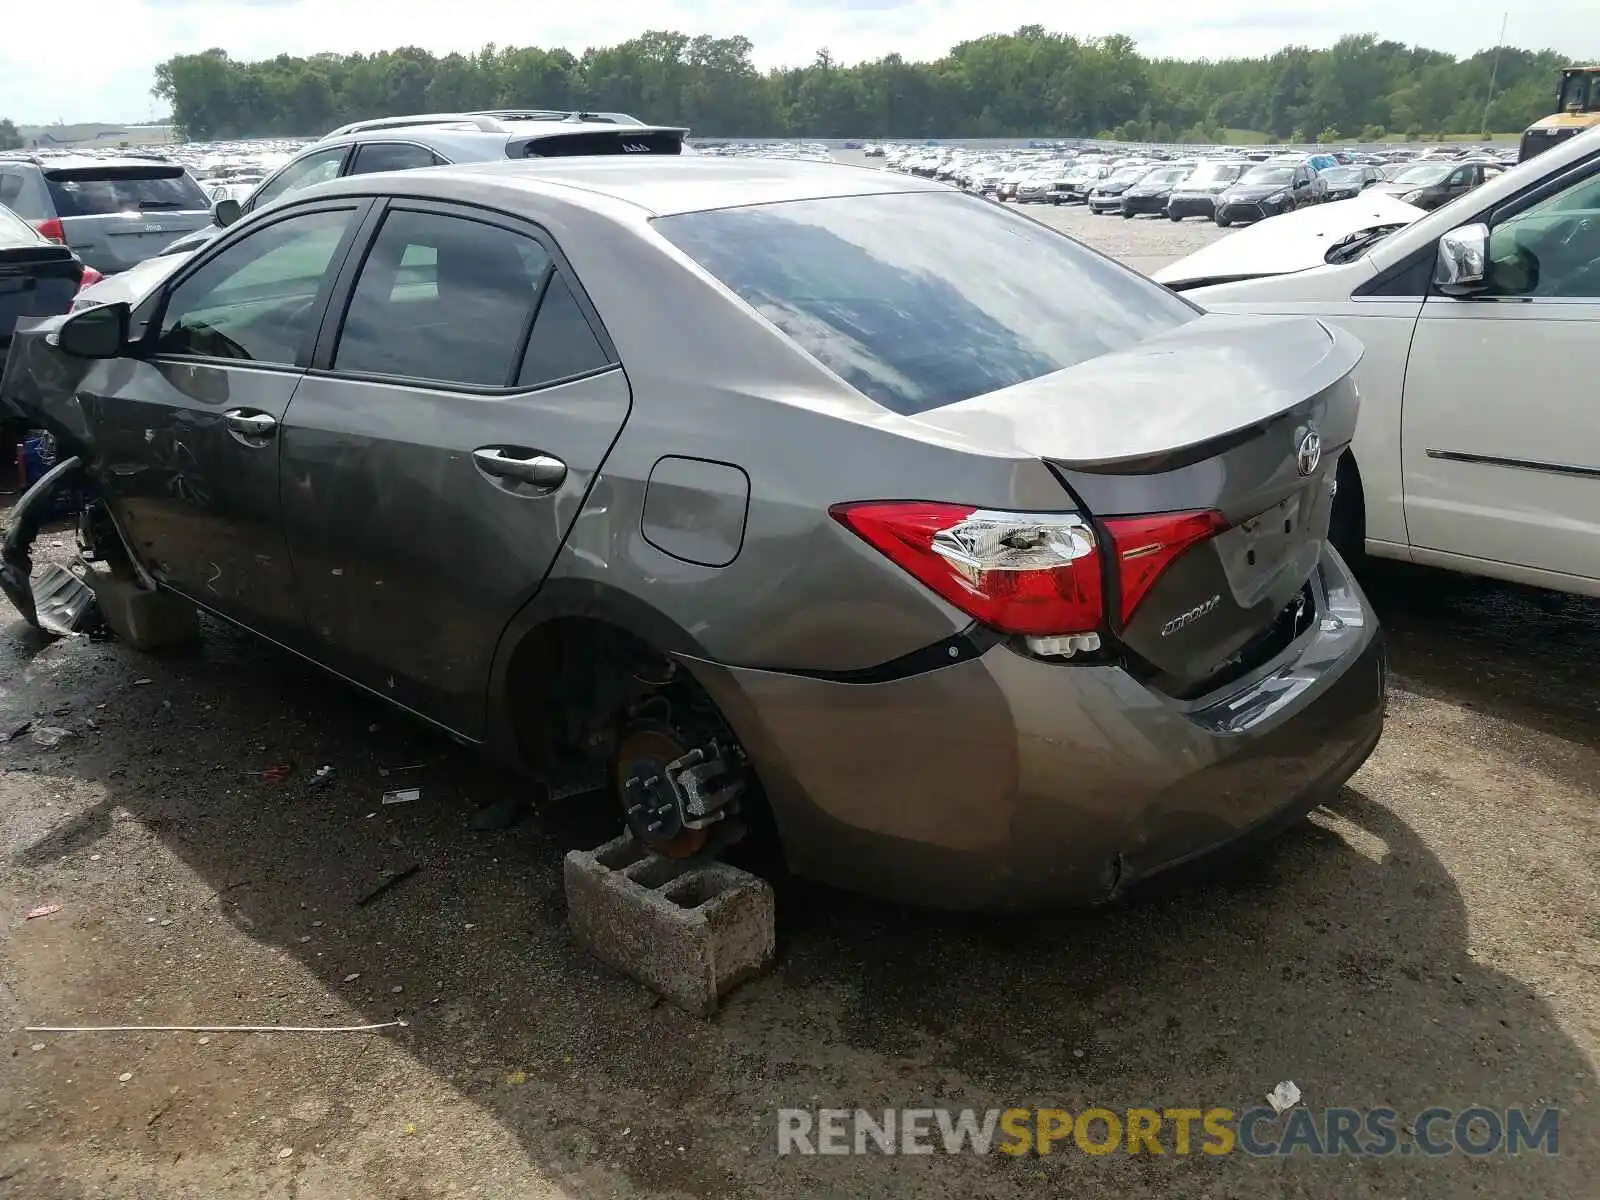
[1,208,1595,1199]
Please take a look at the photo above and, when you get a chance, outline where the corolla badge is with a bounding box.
[1296,428,1323,477]
[1160,594,1220,638]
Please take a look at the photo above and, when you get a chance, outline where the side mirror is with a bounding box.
[213,198,242,228]
[53,302,131,360]
[1434,223,1489,296]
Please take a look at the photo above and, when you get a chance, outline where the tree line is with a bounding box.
[142,27,1577,144]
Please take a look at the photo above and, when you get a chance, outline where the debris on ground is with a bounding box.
[1266,1080,1302,1114]
[308,765,337,791]
[356,863,420,907]
[261,763,293,785]
[381,787,420,806]
[377,762,424,777]
[25,1020,406,1034]
[29,725,73,748]
[25,902,62,920]
[33,563,102,636]
[5,719,32,742]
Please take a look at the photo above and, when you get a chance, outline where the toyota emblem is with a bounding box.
[1296,429,1322,477]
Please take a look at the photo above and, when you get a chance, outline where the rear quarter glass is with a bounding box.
[653,191,1197,416]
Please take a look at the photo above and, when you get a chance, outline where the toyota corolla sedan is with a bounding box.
[0,158,1384,910]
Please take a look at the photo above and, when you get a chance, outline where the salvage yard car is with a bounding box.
[1215,159,1323,226]
[1167,125,1600,598]
[0,155,214,276]
[0,202,100,367]
[1166,160,1249,221]
[0,157,1385,910]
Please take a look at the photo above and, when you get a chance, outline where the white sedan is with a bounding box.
[1163,127,1600,598]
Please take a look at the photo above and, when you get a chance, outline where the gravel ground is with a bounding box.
[0,201,1594,1200]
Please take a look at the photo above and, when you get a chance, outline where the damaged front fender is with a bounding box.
[0,314,97,448]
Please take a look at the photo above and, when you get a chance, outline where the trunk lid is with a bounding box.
[910,313,1362,696]
[0,246,80,359]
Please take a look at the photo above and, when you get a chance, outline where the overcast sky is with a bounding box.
[4,0,1595,125]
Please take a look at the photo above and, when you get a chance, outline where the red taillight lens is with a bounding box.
[830,501,1104,636]
[1103,510,1229,624]
[76,265,103,294]
[34,218,67,245]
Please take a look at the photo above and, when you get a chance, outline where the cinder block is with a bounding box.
[564,833,776,1016]
[89,574,199,650]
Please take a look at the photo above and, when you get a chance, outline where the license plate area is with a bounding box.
[1213,490,1315,608]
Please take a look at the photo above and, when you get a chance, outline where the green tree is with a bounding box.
[0,118,22,151]
[147,28,1581,142]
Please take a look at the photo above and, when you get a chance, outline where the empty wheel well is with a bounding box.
[499,616,777,857]
[1330,451,1366,560]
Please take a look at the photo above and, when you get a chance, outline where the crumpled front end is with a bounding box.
[0,314,107,634]
[1,314,97,450]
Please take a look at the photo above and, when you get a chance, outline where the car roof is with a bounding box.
[307,156,948,218]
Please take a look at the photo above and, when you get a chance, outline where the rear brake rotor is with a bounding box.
[613,724,709,859]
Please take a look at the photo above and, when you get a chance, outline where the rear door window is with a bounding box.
[349,142,446,176]
[654,190,1195,415]
[44,166,210,216]
[333,209,553,387]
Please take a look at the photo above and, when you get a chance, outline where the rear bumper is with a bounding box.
[688,547,1384,911]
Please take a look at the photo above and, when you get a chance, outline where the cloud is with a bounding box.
[2,0,1596,125]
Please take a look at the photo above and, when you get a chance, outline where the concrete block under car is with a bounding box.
[88,574,199,650]
[564,833,775,1016]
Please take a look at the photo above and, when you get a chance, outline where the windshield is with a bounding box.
[43,167,209,216]
[1182,162,1244,187]
[1108,166,1148,183]
[1392,163,1452,186]
[1140,168,1190,186]
[1321,168,1363,186]
[654,190,1197,416]
[1239,166,1293,186]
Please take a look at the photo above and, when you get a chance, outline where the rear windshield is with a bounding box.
[654,190,1196,416]
[43,167,209,216]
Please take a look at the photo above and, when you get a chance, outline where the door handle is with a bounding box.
[223,410,277,438]
[472,447,567,490]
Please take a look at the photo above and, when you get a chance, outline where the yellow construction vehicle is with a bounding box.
[1519,66,1600,162]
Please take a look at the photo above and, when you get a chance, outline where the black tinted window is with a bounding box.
[518,273,611,386]
[350,142,443,176]
[45,167,209,215]
[156,207,356,362]
[334,209,550,387]
[654,191,1194,415]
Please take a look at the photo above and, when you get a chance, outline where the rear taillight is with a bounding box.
[76,266,103,294]
[1102,510,1229,624]
[34,218,67,245]
[830,502,1103,637]
[832,501,1229,645]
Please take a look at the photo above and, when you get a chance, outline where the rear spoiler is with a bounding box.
[506,126,691,158]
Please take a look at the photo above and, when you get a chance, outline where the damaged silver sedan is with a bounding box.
[0,159,1385,909]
